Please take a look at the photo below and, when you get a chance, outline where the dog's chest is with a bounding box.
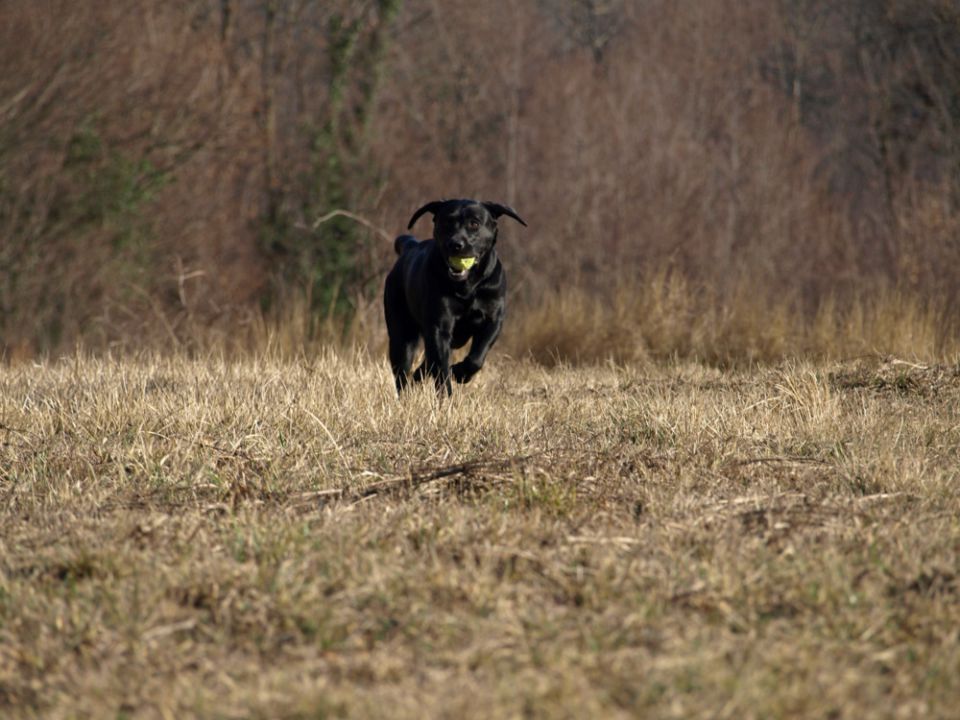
[452,297,489,326]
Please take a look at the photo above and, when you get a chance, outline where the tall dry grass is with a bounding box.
[209,272,958,369]
[508,278,960,367]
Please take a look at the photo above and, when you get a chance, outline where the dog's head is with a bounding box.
[407,199,526,281]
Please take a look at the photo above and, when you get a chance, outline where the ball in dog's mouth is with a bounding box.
[447,255,475,280]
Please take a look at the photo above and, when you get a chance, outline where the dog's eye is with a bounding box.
[467,219,481,231]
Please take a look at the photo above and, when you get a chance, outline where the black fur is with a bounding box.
[384,198,526,395]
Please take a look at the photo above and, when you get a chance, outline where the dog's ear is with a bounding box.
[482,202,527,227]
[407,200,450,230]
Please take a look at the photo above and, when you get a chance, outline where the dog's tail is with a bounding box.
[394,234,418,255]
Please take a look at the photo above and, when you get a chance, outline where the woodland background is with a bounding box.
[2,0,960,362]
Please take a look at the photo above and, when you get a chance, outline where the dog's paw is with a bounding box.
[452,359,480,383]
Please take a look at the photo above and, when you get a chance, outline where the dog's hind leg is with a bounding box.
[389,333,419,393]
[384,273,419,393]
[386,306,419,393]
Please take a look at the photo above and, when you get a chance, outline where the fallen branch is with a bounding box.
[727,456,829,467]
[301,455,535,506]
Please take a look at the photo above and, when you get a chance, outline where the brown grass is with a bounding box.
[2,352,959,718]
[223,274,960,369]
[508,279,960,367]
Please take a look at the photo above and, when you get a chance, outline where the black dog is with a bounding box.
[384,198,526,395]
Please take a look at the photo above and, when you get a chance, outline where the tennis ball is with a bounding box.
[449,256,476,271]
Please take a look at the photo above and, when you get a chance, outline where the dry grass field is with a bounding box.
[1,351,959,718]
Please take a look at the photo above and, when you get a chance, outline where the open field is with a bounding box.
[1,352,959,718]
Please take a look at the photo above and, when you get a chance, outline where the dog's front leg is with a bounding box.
[452,316,503,384]
[423,326,454,396]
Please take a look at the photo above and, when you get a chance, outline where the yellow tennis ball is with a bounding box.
[449,256,476,271]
